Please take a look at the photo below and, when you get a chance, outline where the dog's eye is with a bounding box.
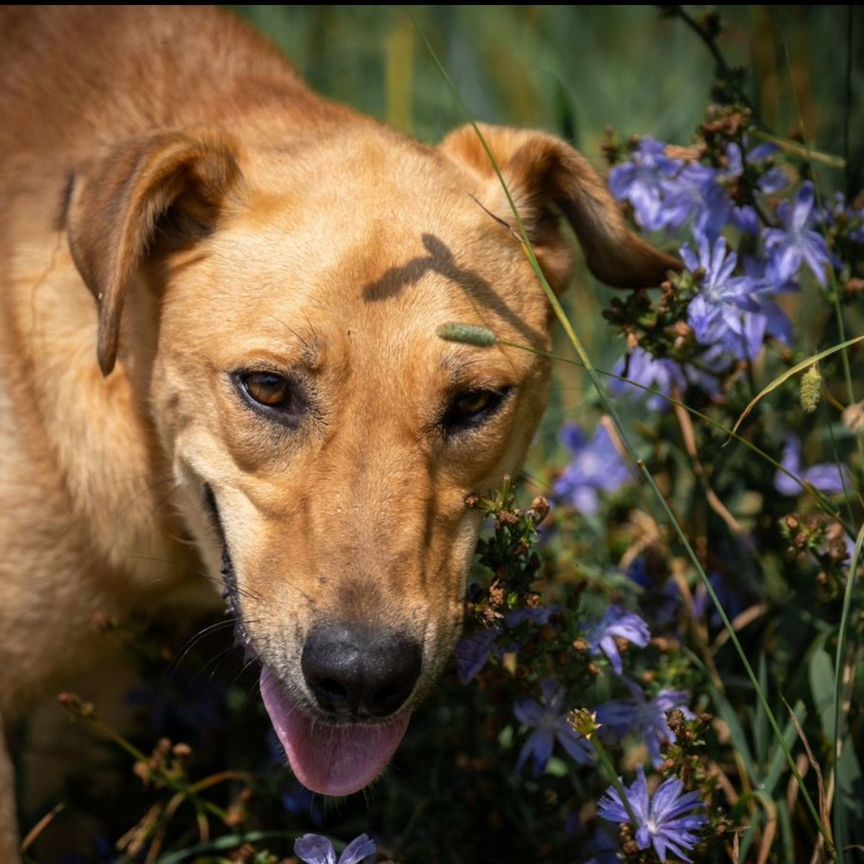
[236,371,305,424]
[443,387,510,433]
[244,372,290,407]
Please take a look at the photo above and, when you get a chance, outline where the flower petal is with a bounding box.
[295,835,338,864]
[339,834,377,864]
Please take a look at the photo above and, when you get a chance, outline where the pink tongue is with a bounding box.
[260,666,410,797]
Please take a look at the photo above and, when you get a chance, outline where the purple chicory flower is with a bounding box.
[597,682,693,768]
[613,346,726,408]
[609,138,683,232]
[824,192,864,243]
[586,606,651,675]
[723,141,789,196]
[553,422,632,515]
[683,232,766,359]
[712,142,785,234]
[612,348,688,410]
[455,627,501,685]
[514,679,594,774]
[584,826,624,864]
[775,434,851,496]
[763,182,832,286]
[598,767,707,863]
[456,606,560,684]
[660,162,731,239]
[294,834,376,864]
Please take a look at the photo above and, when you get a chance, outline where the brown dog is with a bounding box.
[0,6,677,857]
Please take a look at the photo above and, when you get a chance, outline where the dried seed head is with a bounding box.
[437,322,497,348]
[800,364,822,414]
[568,708,601,739]
[529,495,550,523]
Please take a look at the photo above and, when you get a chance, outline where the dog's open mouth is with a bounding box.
[259,666,411,796]
[206,485,409,796]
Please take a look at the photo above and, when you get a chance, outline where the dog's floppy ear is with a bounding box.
[67,131,242,376]
[439,123,680,293]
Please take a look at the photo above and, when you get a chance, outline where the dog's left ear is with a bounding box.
[67,131,243,376]
[439,123,680,293]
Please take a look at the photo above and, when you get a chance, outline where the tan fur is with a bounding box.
[0,7,678,857]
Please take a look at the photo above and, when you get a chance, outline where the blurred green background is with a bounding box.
[233,6,861,171]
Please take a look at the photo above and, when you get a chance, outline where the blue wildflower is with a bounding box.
[586,606,651,675]
[613,346,725,408]
[455,627,501,684]
[553,422,632,515]
[748,144,789,195]
[660,162,731,238]
[612,348,688,410]
[597,683,692,768]
[584,826,624,864]
[763,182,831,286]
[610,138,683,232]
[598,767,707,863]
[721,143,789,235]
[514,679,594,774]
[456,606,560,684]
[294,834,376,864]
[724,141,789,197]
[744,251,799,300]
[775,434,851,496]
[821,192,864,244]
[683,233,765,359]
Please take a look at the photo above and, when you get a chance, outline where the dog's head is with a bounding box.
[66,120,676,795]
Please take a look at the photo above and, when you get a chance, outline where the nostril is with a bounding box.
[301,624,422,719]
[370,682,412,715]
[366,642,421,717]
[313,677,351,707]
[301,631,363,715]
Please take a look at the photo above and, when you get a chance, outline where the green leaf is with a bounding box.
[754,653,770,764]
[707,679,756,781]
[810,646,836,741]
[763,700,806,796]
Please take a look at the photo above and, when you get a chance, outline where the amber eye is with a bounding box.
[443,387,510,434]
[244,372,290,406]
[235,371,306,425]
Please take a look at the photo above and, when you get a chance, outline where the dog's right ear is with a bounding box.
[67,131,243,376]
[440,123,680,294]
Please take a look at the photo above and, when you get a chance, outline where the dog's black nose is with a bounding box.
[301,625,422,719]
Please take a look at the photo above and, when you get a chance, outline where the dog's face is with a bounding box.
[67,121,676,796]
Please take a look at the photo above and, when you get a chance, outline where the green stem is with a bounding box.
[591,732,641,828]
